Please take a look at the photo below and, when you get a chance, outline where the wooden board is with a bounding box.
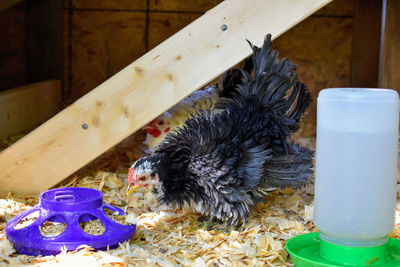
[0,80,62,139]
[149,0,222,12]
[0,8,27,92]
[0,0,332,194]
[70,10,146,101]
[0,0,22,12]
[26,0,63,85]
[148,12,202,50]
[63,9,70,100]
[71,0,146,10]
[379,0,400,91]
[351,0,383,87]
[314,0,354,16]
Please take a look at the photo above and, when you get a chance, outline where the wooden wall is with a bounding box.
[0,6,27,91]
[0,0,354,136]
[64,0,222,102]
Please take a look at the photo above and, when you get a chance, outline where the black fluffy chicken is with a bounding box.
[127,34,313,225]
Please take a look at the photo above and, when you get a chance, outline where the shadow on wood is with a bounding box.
[0,0,22,12]
[0,80,62,139]
[380,0,400,91]
[351,0,383,88]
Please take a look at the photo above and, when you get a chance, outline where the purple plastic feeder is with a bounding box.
[5,187,136,256]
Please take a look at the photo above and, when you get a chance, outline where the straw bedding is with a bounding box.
[1,133,399,266]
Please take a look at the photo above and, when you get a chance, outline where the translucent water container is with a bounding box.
[314,88,399,247]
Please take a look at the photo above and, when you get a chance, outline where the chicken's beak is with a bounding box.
[126,184,140,196]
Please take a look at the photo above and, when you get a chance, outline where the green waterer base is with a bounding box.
[285,232,400,266]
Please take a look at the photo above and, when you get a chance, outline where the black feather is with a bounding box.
[131,33,313,225]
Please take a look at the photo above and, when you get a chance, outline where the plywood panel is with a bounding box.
[0,8,27,91]
[0,0,22,12]
[148,12,202,49]
[0,80,62,139]
[350,0,382,88]
[273,17,353,136]
[70,11,146,100]
[149,0,222,12]
[380,0,400,91]
[26,0,63,84]
[63,9,70,100]
[315,0,354,16]
[72,0,146,10]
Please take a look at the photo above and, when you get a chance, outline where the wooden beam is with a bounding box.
[379,0,400,91]
[0,0,332,194]
[0,0,22,12]
[351,0,383,87]
[26,0,63,86]
[0,80,62,139]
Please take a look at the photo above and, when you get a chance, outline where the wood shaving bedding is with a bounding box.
[14,211,40,230]
[40,221,68,237]
[79,220,105,236]
[1,135,399,266]
[1,173,316,266]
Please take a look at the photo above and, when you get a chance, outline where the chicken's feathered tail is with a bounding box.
[219,57,253,99]
[216,34,313,189]
[217,34,311,132]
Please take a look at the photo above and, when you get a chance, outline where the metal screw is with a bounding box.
[82,123,88,130]
[221,24,228,31]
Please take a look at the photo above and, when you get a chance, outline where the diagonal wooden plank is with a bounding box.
[0,0,332,193]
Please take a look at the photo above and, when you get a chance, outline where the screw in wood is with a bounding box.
[221,24,228,31]
[82,123,88,130]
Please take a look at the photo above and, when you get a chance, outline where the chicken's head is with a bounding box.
[145,116,171,138]
[126,157,160,196]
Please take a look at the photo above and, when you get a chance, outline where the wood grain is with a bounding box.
[380,0,400,91]
[149,12,202,49]
[273,17,353,136]
[149,0,222,12]
[0,0,332,193]
[0,0,22,12]
[63,9,70,101]
[351,0,383,88]
[26,0,64,84]
[72,0,146,10]
[0,8,27,91]
[70,11,146,101]
[0,80,62,139]
[314,0,354,16]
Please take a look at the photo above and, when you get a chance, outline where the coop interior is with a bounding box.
[1,0,400,266]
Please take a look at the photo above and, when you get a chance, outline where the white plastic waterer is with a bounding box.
[286,88,400,266]
[314,88,399,247]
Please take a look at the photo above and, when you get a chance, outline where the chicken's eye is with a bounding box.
[158,120,164,126]
[138,176,146,181]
